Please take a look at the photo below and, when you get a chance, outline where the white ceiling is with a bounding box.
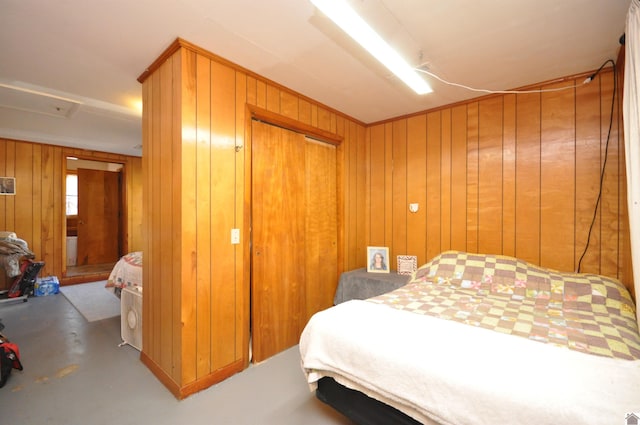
[0,0,630,157]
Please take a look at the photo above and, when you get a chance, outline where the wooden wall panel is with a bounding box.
[0,141,5,231]
[502,95,517,256]
[139,38,366,398]
[5,142,16,232]
[515,92,541,265]
[195,53,212,380]
[478,97,504,254]
[280,91,299,120]
[440,109,452,252]
[210,59,237,369]
[0,138,142,290]
[426,111,442,260]
[391,119,408,261]
[540,81,575,270]
[141,75,154,366]
[368,125,386,245]
[14,143,35,245]
[173,52,188,389]
[234,70,249,363]
[466,103,479,254]
[41,145,55,276]
[477,97,504,255]
[599,72,621,278]
[299,99,312,125]
[31,144,42,259]
[575,73,602,273]
[383,123,393,246]
[147,66,162,368]
[354,122,367,269]
[362,68,632,291]
[343,117,356,271]
[0,141,8,291]
[266,84,280,113]
[406,115,427,264]
[450,105,468,251]
[127,156,144,252]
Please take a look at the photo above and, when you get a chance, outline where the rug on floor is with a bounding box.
[59,280,120,322]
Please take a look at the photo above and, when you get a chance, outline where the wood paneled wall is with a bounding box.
[365,68,632,290]
[138,38,366,398]
[0,138,143,286]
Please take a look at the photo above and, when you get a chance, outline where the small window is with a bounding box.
[66,174,78,216]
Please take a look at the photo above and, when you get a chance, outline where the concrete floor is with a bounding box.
[0,292,352,425]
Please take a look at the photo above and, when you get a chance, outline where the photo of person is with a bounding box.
[370,252,387,270]
[0,177,16,195]
[367,246,389,273]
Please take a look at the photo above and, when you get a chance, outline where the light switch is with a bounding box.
[231,228,240,244]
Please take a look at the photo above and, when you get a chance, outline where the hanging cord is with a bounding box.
[576,59,617,273]
[415,67,592,94]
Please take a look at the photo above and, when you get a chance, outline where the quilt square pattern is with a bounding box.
[368,251,640,360]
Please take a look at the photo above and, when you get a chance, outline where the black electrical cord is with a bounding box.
[576,59,617,273]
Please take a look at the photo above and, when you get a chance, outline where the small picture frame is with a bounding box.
[367,246,390,273]
[397,255,418,275]
[0,177,16,195]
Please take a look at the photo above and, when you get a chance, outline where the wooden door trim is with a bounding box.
[60,151,129,280]
[247,105,343,146]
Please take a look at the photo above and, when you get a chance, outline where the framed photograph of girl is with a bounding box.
[367,246,390,273]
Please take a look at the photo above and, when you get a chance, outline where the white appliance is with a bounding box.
[66,236,77,266]
[119,287,142,351]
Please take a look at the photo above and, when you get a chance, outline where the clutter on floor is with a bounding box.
[0,332,23,388]
[0,232,45,304]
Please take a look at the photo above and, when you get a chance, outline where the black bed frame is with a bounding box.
[315,377,424,425]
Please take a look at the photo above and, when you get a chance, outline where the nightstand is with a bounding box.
[333,268,411,304]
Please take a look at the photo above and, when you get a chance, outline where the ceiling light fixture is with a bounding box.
[310,0,432,95]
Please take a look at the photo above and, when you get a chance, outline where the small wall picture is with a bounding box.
[0,177,15,195]
[397,255,418,275]
[367,246,390,273]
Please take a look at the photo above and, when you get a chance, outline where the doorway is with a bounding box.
[64,157,124,283]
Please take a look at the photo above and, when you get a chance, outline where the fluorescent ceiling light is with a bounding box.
[310,0,432,95]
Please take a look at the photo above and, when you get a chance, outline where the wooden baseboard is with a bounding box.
[140,351,245,399]
[60,273,111,286]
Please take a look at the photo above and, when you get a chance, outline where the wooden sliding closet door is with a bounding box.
[304,138,337,323]
[251,121,338,363]
[251,121,306,362]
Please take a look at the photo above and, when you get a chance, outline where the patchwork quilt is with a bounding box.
[105,251,143,297]
[368,251,640,360]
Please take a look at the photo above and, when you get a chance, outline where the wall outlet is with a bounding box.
[231,228,240,244]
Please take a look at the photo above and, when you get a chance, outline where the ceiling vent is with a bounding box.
[0,83,81,118]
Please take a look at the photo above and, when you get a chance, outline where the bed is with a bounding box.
[104,251,143,297]
[300,250,640,425]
